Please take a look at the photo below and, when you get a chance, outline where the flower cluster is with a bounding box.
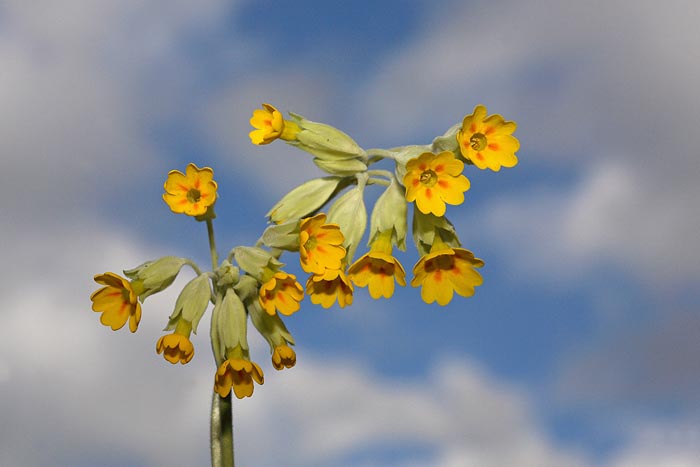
[251,102,518,306]
[90,103,518,403]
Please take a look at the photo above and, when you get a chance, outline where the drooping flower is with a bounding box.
[403,151,470,217]
[457,104,520,171]
[348,230,406,299]
[305,267,354,309]
[156,319,195,364]
[299,213,346,274]
[214,358,265,399]
[259,271,304,316]
[91,272,142,332]
[271,345,296,370]
[249,103,300,145]
[162,163,218,217]
[411,237,484,305]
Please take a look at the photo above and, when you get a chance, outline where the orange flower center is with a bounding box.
[469,133,487,151]
[419,169,438,187]
[186,188,201,203]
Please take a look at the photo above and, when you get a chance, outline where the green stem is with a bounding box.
[206,218,234,467]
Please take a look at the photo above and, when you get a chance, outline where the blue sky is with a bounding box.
[2,0,700,466]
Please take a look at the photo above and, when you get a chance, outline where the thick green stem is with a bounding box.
[206,218,235,467]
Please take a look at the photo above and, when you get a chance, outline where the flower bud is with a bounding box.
[368,179,407,251]
[288,112,365,161]
[328,185,367,263]
[167,273,212,334]
[214,260,240,288]
[267,176,346,224]
[123,256,188,301]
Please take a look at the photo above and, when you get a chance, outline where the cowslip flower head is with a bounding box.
[91,272,142,332]
[404,151,470,217]
[271,345,296,370]
[411,237,484,305]
[305,267,354,309]
[156,319,194,364]
[457,104,520,171]
[163,163,218,217]
[299,213,346,274]
[214,358,264,399]
[259,271,304,316]
[347,230,406,299]
[249,103,300,145]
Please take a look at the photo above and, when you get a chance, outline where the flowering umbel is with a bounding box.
[91,101,519,467]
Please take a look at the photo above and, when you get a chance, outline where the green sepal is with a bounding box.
[288,112,364,160]
[215,287,249,357]
[412,209,461,256]
[260,220,300,251]
[368,178,407,251]
[430,121,461,155]
[247,299,295,353]
[328,185,367,263]
[123,256,189,301]
[231,246,282,281]
[166,273,212,334]
[267,176,345,224]
[313,157,367,176]
[234,275,259,303]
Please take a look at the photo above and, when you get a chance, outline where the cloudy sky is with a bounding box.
[2,0,700,466]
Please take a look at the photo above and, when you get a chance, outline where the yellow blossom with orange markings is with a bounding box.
[249,103,300,145]
[162,163,218,217]
[403,151,470,217]
[299,213,346,274]
[259,271,304,316]
[411,237,484,305]
[348,230,406,299]
[156,319,195,364]
[90,272,142,332]
[457,104,520,171]
[271,345,296,370]
[214,358,264,399]
[305,267,354,308]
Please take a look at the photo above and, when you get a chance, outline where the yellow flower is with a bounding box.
[305,267,354,308]
[403,151,470,217]
[90,272,142,332]
[410,238,484,305]
[271,345,296,370]
[299,213,346,274]
[214,358,264,399]
[457,104,520,171]
[259,271,304,316]
[249,103,300,145]
[156,319,194,364]
[162,163,218,217]
[347,230,406,299]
